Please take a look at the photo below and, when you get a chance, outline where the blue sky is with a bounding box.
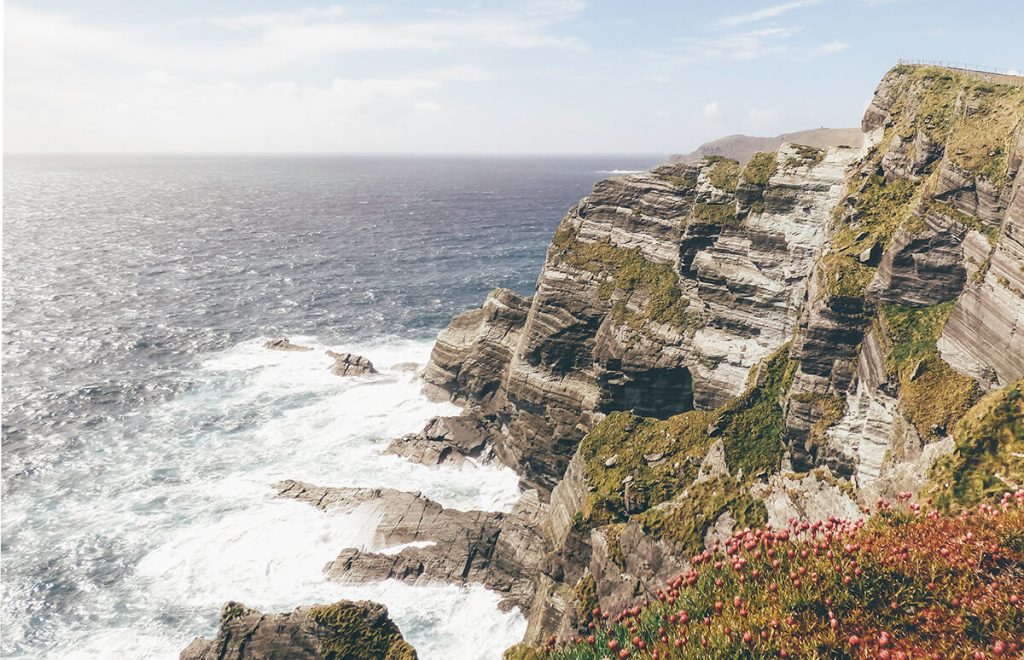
[5,0,1022,154]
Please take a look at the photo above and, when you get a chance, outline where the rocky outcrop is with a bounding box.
[181,600,415,660]
[263,338,312,352]
[420,145,859,495]
[327,351,378,377]
[276,480,546,610]
[385,414,497,466]
[194,64,1024,658]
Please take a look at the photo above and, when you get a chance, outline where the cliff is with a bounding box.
[181,64,1024,658]
[412,63,1024,647]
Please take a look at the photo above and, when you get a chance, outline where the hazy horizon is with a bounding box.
[6,0,1024,155]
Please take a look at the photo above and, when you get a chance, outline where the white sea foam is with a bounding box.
[40,336,525,660]
[596,169,643,174]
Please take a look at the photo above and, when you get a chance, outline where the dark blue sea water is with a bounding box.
[1,155,659,659]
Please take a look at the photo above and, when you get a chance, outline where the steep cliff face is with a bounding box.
[181,64,1024,659]
[423,144,859,494]
[413,64,1024,647]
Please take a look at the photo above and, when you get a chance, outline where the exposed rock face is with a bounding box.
[938,149,1024,389]
[276,480,546,610]
[181,600,415,660]
[264,338,312,352]
[327,351,378,377]
[194,64,1024,658]
[385,414,497,466]
[422,145,858,494]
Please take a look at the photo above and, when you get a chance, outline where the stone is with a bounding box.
[264,338,313,352]
[326,351,378,377]
[180,599,415,660]
[276,480,546,610]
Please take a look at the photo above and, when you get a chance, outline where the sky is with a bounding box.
[4,0,1023,155]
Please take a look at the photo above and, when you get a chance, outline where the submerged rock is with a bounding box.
[263,338,313,352]
[327,351,378,377]
[180,599,415,660]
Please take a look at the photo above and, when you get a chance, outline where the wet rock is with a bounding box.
[264,338,313,352]
[327,351,378,377]
[384,413,497,467]
[276,480,546,610]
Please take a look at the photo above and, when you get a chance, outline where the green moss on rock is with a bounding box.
[578,345,795,527]
[638,476,768,558]
[927,380,1024,509]
[880,302,981,439]
[690,202,738,227]
[309,602,417,660]
[785,144,826,169]
[717,344,797,478]
[740,151,778,186]
[557,239,694,330]
[705,156,741,192]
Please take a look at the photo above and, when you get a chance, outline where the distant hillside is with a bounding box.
[670,127,863,165]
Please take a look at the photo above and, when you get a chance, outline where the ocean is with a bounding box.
[1,155,660,659]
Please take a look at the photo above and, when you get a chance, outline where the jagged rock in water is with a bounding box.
[263,338,313,352]
[276,480,546,610]
[180,600,415,660]
[384,413,497,466]
[327,351,378,377]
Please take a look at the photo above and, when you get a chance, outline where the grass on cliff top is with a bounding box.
[309,602,417,660]
[704,156,742,193]
[551,225,695,330]
[784,144,826,169]
[529,493,1024,660]
[888,64,1024,186]
[740,151,778,186]
[880,302,981,440]
[578,345,795,547]
[928,379,1024,510]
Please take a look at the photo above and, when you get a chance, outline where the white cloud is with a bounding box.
[676,27,803,64]
[703,101,723,120]
[718,0,822,27]
[814,40,849,55]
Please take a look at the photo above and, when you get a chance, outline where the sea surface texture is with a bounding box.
[1,155,658,659]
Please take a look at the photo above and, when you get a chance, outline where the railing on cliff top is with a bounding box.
[896,59,1024,85]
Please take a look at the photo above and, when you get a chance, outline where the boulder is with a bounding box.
[263,338,313,352]
[327,351,378,377]
[180,599,415,660]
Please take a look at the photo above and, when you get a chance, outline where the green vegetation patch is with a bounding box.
[553,233,694,330]
[690,202,738,227]
[638,476,768,558]
[784,144,826,169]
[578,344,795,527]
[705,156,741,192]
[887,65,1024,185]
[880,302,981,439]
[740,151,778,186]
[928,379,1024,509]
[819,172,921,299]
[309,602,417,660]
[579,409,717,525]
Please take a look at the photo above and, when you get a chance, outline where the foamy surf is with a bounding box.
[36,336,525,659]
